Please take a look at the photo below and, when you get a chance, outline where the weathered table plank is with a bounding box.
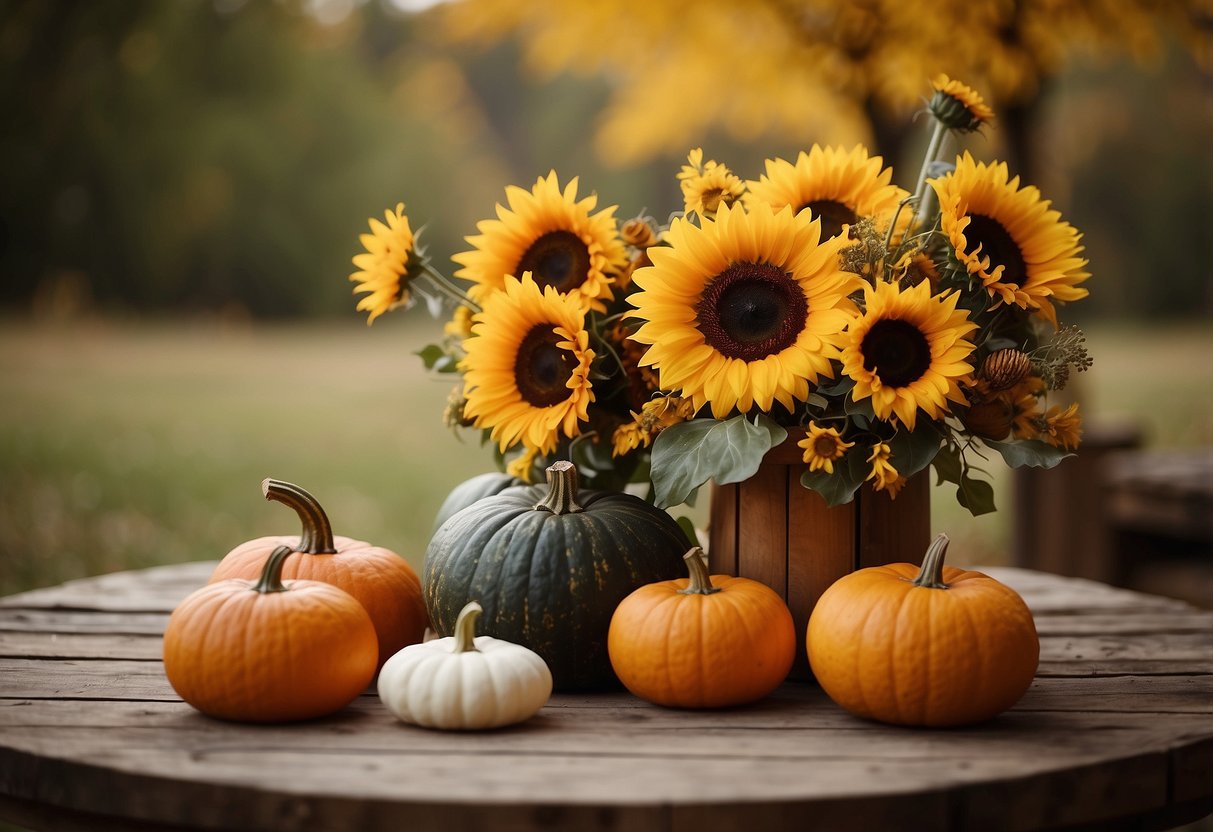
[0,564,1210,832]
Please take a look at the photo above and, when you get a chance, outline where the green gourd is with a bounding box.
[424,461,689,691]
[431,471,524,533]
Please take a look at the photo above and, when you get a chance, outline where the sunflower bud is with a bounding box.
[978,349,1032,392]
[928,75,994,133]
[621,217,658,249]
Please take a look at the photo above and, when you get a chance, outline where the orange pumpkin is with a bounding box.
[608,547,796,707]
[164,545,378,722]
[210,479,427,667]
[807,533,1039,727]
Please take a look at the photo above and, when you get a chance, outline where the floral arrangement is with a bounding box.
[349,76,1092,516]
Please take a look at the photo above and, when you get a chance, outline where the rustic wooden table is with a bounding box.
[1,562,1211,832]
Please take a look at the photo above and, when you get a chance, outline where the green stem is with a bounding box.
[909,120,950,234]
[421,263,481,312]
[534,461,584,515]
[261,479,336,554]
[910,533,951,590]
[451,601,482,653]
[252,545,294,594]
[591,328,626,377]
[678,547,721,595]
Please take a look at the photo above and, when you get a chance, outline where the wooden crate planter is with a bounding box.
[708,435,930,678]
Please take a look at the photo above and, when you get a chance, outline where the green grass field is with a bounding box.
[2,316,1210,596]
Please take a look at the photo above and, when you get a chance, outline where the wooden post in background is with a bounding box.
[709,436,930,680]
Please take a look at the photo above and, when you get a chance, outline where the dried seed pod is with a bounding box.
[979,349,1032,392]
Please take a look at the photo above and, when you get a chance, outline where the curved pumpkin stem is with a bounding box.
[252,545,295,594]
[678,547,721,596]
[534,461,584,515]
[262,479,337,554]
[452,601,483,654]
[911,533,951,590]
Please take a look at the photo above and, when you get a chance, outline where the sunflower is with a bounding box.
[929,75,995,132]
[628,202,863,419]
[1040,402,1083,450]
[840,280,978,431]
[932,152,1090,327]
[453,171,627,313]
[462,273,595,454]
[678,148,745,218]
[798,423,854,474]
[744,145,909,241]
[349,203,420,324]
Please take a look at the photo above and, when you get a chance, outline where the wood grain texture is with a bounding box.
[706,482,738,577]
[0,563,1210,832]
[736,464,788,598]
[856,476,931,569]
[786,484,855,679]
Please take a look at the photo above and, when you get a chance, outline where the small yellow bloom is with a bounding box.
[866,442,901,494]
[444,305,475,340]
[610,395,695,457]
[1040,402,1083,451]
[798,423,854,474]
[1006,376,1045,440]
[677,147,744,218]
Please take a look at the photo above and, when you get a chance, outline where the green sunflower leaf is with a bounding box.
[844,393,877,419]
[887,424,943,479]
[932,444,964,486]
[416,344,457,373]
[800,448,866,506]
[956,472,997,516]
[650,414,787,509]
[816,376,856,397]
[985,438,1074,469]
[676,516,701,549]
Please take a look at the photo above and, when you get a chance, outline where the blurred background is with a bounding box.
[1,0,1211,599]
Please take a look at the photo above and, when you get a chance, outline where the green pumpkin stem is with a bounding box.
[534,461,584,515]
[678,547,721,595]
[262,478,337,554]
[252,545,295,594]
[452,601,483,653]
[910,533,951,590]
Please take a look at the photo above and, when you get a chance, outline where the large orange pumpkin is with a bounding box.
[165,545,378,722]
[210,479,427,667]
[607,547,796,708]
[807,533,1039,727]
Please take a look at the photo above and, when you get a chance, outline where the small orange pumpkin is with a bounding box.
[608,547,796,707]
[807,533,1039,727]
[210,479,427,667]
[164,545,378,722]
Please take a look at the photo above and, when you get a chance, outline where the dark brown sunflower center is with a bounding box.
[514,325,576,408]
[517,230,592,293]
[965,214,1026,286]
[799,199,857,240]
[861,319,932,388]
[696,262,808,361]
[814,435,839,456]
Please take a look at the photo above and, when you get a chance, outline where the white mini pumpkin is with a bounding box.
[377,601,552,730]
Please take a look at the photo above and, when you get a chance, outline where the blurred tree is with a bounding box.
[0,0,510,316]
[439,0,1210,178]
